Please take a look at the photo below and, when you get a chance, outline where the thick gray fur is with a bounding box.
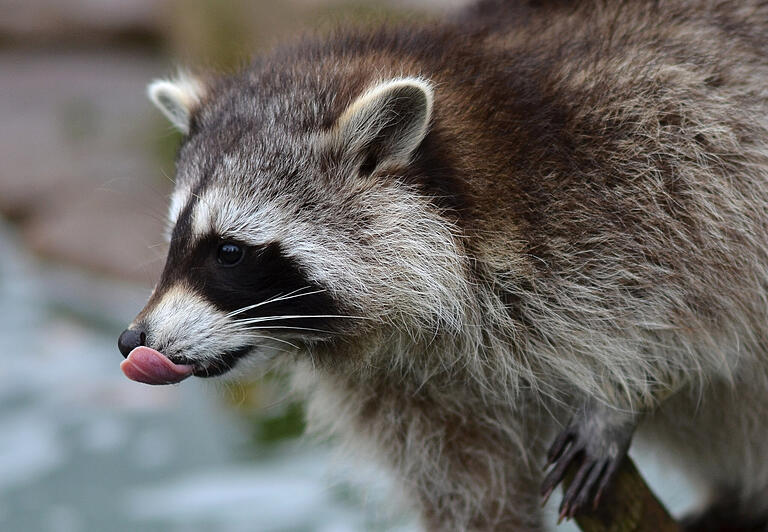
[134,1,768,530]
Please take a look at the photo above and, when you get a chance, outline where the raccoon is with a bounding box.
[118,1,768,530]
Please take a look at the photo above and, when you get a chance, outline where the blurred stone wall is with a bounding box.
[0,0,469,283]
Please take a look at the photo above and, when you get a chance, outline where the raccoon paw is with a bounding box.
[541,403,636,521]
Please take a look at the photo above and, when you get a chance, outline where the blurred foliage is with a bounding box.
[312,1,433,29]
[254,401,306,445]
[149,120,184,187]
[167,0,263,69]
[220,373,307,448]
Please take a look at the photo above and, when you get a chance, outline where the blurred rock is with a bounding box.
[0,0,164,45]
[0,49,172,282]
[0,0,469,49]
[0,1,475,284]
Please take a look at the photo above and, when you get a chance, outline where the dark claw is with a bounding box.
[546,428,574,464]
[546,446,624,519]
[542,403,637,519]
[541,441,581,499]
[541,485,556,507]
[578,460,607,511]
[560,459,595,518]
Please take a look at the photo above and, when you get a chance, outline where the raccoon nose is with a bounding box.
[118,327,147,358]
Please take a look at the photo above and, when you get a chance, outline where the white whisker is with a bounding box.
[247,334,300,350]
[233,314,369,326]
[224,287,309,318]
[239,325,330,334]
[224,287,325,318]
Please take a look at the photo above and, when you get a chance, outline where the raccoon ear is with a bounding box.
[147,73,206,134]
[335,77,433,172]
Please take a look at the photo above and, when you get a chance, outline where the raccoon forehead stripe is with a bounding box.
[167,184,194,232]
[191,186,280,244]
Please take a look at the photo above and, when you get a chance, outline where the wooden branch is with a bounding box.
[564,457,682,532]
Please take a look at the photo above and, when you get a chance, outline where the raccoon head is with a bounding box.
[118,68,470,385]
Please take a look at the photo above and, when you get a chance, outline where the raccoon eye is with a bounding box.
[217,243,244,266]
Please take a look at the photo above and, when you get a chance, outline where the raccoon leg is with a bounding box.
[681,490,768,532]
[541,399,638,519]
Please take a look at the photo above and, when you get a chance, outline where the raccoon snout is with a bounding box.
[118,327,147,358]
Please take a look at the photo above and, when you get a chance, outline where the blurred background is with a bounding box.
[0,1,697,531]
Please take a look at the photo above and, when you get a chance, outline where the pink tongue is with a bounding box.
[120,346,194,385]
